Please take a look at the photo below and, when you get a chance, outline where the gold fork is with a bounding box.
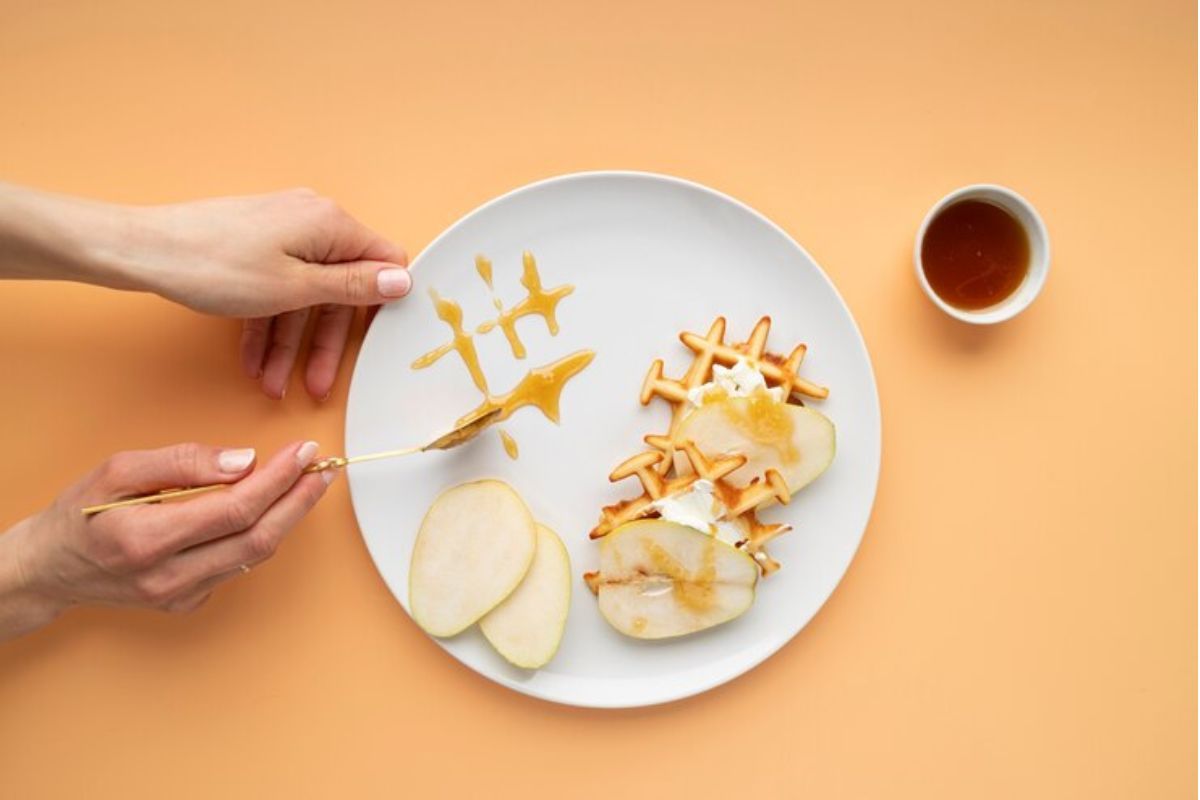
[80,408,502,516]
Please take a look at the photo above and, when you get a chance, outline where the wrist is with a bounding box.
[48,197,164,293]
[69,202,165,293]
[0,517,70,642]
[0,182,159,293]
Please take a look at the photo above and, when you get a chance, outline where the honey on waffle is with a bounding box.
[590,440,789,546]
[584,439,791,583]
[639,316,828,476]
[592,316,828,575]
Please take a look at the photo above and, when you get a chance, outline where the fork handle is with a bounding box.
[302,456,349,473]
[83,447,417,516]
[80,484,227,516]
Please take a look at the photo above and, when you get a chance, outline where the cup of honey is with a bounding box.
[914,184,1049,324]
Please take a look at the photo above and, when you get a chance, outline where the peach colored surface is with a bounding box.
[0,1,1194,797]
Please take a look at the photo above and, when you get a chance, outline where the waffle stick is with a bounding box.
[589,441,792,575]
[678,441,792,575]
[731,510,790,576]
[679,316,828,402]
[642,316,827,412]
[592,316,827,576]
[588,446,741,540]
[637,317,725,475]
[639,316,827,476]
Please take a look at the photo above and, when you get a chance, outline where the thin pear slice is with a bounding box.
[595,519,758,639]
[676,396,835,495]
[480,524,571,668]
[409,480,536,638]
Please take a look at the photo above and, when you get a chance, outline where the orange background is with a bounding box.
[0,0,1194,797]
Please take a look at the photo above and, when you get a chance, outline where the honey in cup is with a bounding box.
[920,199,1030,311]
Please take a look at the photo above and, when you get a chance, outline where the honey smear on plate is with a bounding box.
[411,251,592,459]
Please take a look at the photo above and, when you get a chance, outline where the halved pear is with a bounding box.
[480,524,571,668]
[595,519,758,639]
[409,480,536,638]
[676,396,835,495]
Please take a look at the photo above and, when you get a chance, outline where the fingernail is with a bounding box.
[218,448,256,473]
[378,268,412,298]
[296,441,320,467]
[321,467,340,486]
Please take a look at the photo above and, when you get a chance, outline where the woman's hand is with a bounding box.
[136,189,412,400]
[0,441,331,641]
[0,184,412,401]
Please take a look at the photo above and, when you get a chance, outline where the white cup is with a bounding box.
[914,184,1050,325]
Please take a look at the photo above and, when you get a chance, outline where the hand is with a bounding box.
[134,189,413,400]
[0,184,414,401]
[0,441,331,641]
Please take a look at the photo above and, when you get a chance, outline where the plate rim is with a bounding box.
[345,169,882,708]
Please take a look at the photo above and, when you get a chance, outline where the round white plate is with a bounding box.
[346,171,880,708]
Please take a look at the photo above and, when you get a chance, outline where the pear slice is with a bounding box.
[676,396,835,495]
[409,480,536,638]
[480,524,571,668]
[595,519,758,639]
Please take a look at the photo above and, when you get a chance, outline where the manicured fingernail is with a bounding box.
[296,441,320,467]
[321,467,340,486]
[378,268,412,298]
[218,448,256,473]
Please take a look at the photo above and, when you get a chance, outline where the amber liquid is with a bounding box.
[641,535,717,613]
[476,251,574,359]
[716,389,798,464]
[411,252,592,461]
[475,254,494,290]
[921,200,1030,311]
[498,429,519,460]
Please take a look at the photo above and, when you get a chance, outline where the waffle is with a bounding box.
[640,316,827,473]
[585,439,791,576]
[589,440,789,536]
[590,316,828,575]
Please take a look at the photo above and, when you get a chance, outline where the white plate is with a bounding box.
[346,172,881,708]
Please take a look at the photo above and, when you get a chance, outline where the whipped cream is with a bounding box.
[687,358,784,408]
[649,480,744,547]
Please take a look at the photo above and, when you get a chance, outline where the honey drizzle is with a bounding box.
[641,536,718,613]
[412,252,592,444]
[498,430,519,460]
[455,350,594,427]
[410,290,489,394]
[716,388,799,464]
[475,255,494,291]
[476,251,574,359]
[475,255,504,313]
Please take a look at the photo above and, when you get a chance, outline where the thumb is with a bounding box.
[91,443,259,498]
[301,260,412,306]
